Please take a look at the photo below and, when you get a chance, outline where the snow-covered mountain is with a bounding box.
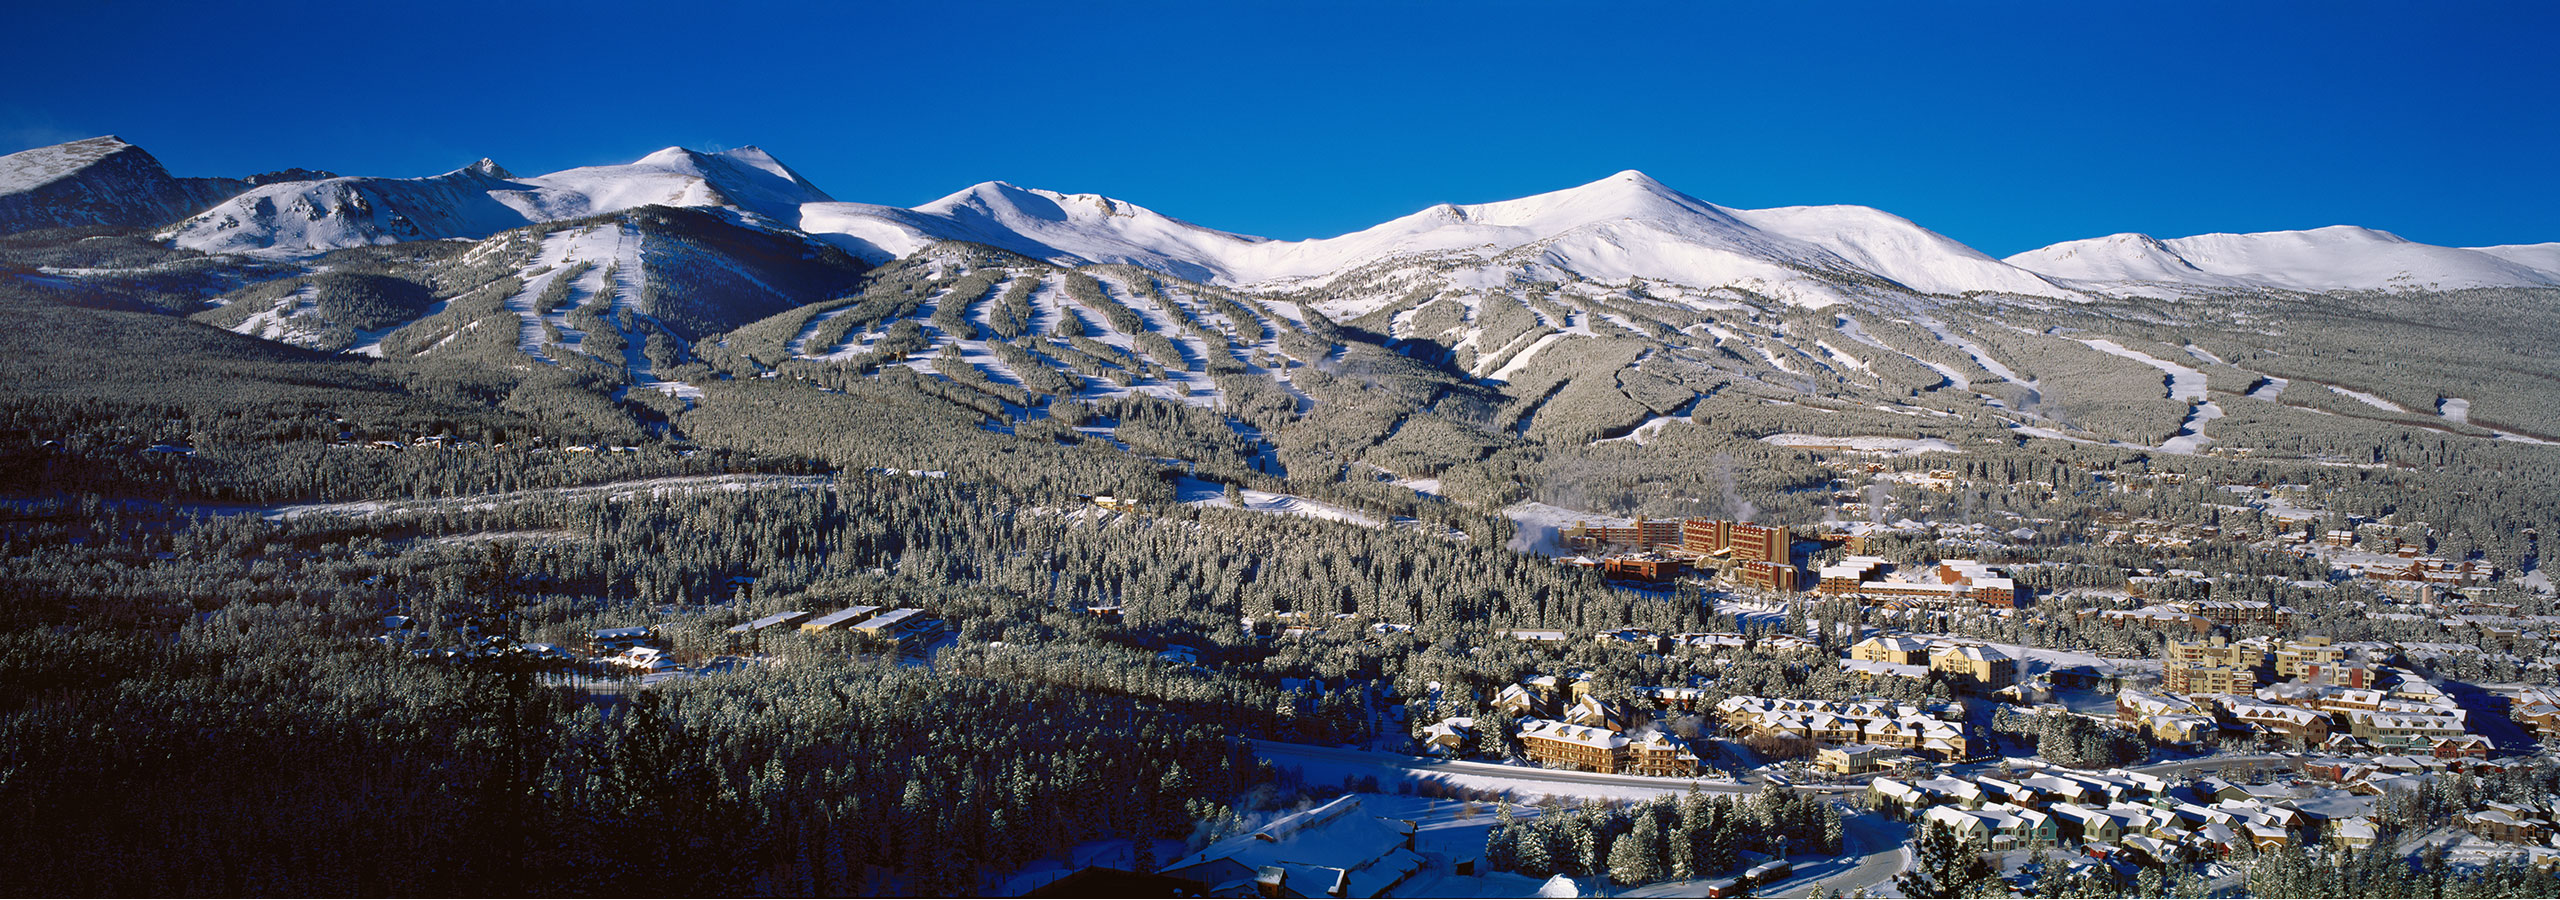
[13,134,2556,304]
[800,181,1267,284]
[799,170,2080,305]
[0,136,245,235]
[166,146,833,254]
[2008,226,2560,295]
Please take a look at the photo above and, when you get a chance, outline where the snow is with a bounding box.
[473,221,688,381]
[0,135,137,193]
[1596,407,1698,446]
[2158,401,2225,456]
[226,284,325,348]
[2246,376,2289,400]
[2080,339,2206,402]
[2079,338,2219,454]
[798,170,2081,309]
[1760,433,1961,455]
[167,146,829,254]
[2331,385,2409,413]
[1499,501,1614,556]
[1485,330,1569,382]
[1176,475,1384,528]
[2468,242,2560,275]
[2010,227,2560,295]
[2440,397,2471,424]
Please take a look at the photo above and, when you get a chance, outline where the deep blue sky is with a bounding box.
[6,1,2553,255]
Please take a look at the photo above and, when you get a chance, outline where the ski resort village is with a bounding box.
[7,15,2560,892]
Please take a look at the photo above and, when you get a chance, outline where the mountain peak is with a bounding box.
[465,158,512,179]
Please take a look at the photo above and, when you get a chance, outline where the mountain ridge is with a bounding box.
[8,135,2558,298]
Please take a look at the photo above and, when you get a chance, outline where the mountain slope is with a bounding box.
[2009,226,2560,295]
[799,170,2082,306]
[165,146,834,254]
[0,136,246,235]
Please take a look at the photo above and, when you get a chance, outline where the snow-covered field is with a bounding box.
[1177,476,1384,528]
[1760,433,1961,455]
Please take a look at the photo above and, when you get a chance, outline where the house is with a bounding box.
[1851,636,1933,666]
[1519,720,1633,773]
[2347,710,2468,750]
[1629,729,1703,777]
[2462,806,2553,845]
[1818,743,1897,776]
[1564,695,1646,732]
[1930,644,2017,692]
[1493,683,1561,719]
[852,608,945,645]
[1161,796,1423,898]
[2329,816,2380,850]
[1870,777,1929,809]
[2431,734,2493,760]
[588,625,657,655]
[1418,717,1474,755]
[726,610,811,635]
[799,605,880,634]
[2216,696,2331,744]
[2049,803,2124,844]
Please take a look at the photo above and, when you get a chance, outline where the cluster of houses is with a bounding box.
[2130,635,2484,754]
[1872,765,2332,861]
[1421,674,1706,777]
[1716,696,1972,766]
[1844,635,2019,693]
[2088,599,2297,634]
[1817,558,2019,609]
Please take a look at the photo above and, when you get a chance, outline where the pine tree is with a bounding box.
[1609,810,1668,885]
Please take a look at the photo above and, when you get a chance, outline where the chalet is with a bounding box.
[1817,743,1896,775]
[588,626,657,655]
[1493,683,1561,719]
[2463,804,2554,845]
[2432,734,2493,760]
[1563,695,1646,732]
[2216,696,2331,744]
[1418,717,1474,755]
[1629,730,1703,777]
[1594,628,1670,653]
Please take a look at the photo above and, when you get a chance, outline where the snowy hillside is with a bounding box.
[166,146,832,254]
[2009,226,2560,295]
[799,170,2083,307]
[0,136,243,234]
